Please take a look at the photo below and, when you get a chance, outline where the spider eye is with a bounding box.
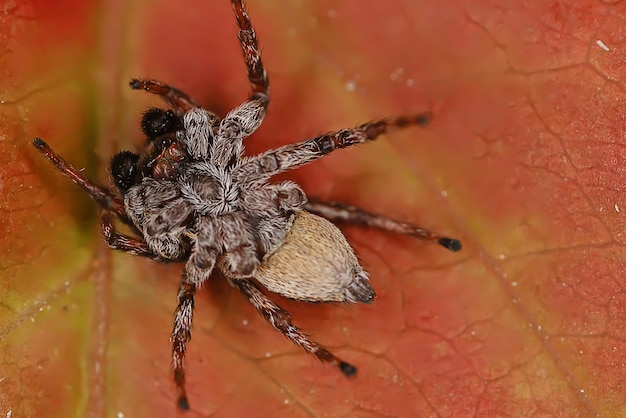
[141,107,179,139]
[110,150,140,191]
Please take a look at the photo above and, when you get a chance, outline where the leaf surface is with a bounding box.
[1,0,624,417]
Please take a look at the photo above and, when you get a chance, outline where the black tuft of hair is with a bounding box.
[141,108,179,139]
[339,361,357,377]
[438,237,462,252]
[110,150,140,191]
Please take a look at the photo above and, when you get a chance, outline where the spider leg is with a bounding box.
[233,279,358,377]
[231,0,269,99]
[171,280,196,411]
[171,217,219,410]
[32,138,128,220]
[210,95,268,167]
[129,78,201,115]
[304,199,461,252]
[233,112,433,184]
[100,209,164,259]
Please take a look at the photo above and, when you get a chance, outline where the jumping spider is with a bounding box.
[32,0,461,410]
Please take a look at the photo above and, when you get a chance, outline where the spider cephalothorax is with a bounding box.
[32,0,461,410]
[109,107,186,191]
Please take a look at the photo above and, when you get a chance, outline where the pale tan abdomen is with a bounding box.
[255,210,375,303]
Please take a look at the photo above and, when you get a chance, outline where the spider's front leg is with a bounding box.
[210,95,268,168]
[32,138,128,220]
[304,199,462,252]
[32,138,164,259]
[233,279,358,376]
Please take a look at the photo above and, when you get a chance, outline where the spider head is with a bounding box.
[110,108,189,192]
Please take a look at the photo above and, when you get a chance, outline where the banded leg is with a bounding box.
[211,95,268,167]
[233,112,433,184]
[129,78,201,115]
[234,279,357,376]
[231,0,269,98]
[171,280,197,411]
[171,221,218,411]
[304,199,462,252]
[32,138,127,220]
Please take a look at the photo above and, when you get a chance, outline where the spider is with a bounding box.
[32,0,461,410]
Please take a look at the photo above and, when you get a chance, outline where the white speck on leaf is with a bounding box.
[596,39,610,51]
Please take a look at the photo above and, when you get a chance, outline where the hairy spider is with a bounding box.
[32,0,461,410]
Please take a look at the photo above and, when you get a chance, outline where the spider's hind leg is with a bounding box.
[304,198,462,252]
[233,279,358,376]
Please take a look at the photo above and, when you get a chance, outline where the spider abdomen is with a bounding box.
[255,210,375,304]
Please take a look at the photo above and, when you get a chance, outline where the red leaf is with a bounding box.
[1,0,624,416]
